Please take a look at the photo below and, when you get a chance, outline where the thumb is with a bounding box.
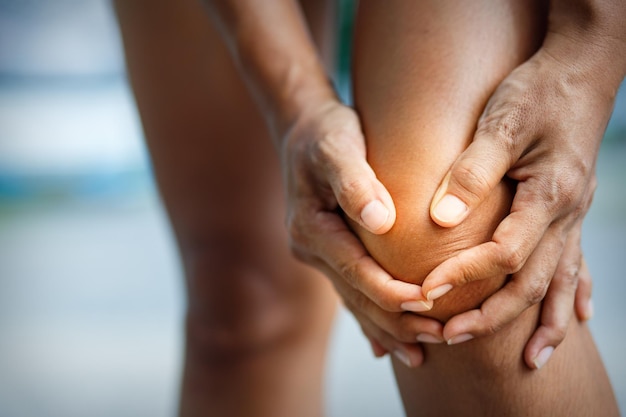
[430,126,522,228]
[328,157,396,234]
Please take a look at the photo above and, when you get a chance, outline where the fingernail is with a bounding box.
[401,300,432,312]
[447,333,474,345]
[361,200,389,232]
[426,284,453,301]
[417,333,444,344]
[433,194,467,225]
[533,346,554,369]
[393,349,413,367]
[585,299,594,321]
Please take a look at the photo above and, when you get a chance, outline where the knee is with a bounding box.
[352,179,513,322]
[179,229,330,358]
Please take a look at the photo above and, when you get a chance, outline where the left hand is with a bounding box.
[422,40,619,369]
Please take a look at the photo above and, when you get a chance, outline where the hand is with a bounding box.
[280,99,443,367]
[422,46,613,368]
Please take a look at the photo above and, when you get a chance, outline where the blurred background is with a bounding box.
[0,1,624,416]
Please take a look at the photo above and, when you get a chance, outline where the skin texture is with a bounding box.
[201,0,602,368]
[352,1,619,416]
[423,0,626,363]
[351,0,542,322]
[115,1,338,416]
[205,0,446,363]
[115,0,620,414]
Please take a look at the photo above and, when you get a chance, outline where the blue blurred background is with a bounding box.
[0,1,624,416]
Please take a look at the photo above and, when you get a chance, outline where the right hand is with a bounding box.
[421,44,611,367]
[280,99,444,367]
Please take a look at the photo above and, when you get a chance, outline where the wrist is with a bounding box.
[268,66,337,145]
[206,0,338,147]
[546,0,626,91]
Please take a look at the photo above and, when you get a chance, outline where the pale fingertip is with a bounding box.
[432,194,467,227]
[393,350,413,368]
[533,346,554,370]
[360,200,389,233]
[417,333,444,344]
[426,284,453,301]
[400,300,433,313]
[447,333,474,345]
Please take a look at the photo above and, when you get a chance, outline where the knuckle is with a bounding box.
[542,173,585,216]
[338,257,362,290]
[479,99,529,151]
[557,263,580,287]
[452,162,493,202]
[477,307,504,336]
[526,280,549,305]
[457,260,483,286]
[311,127,360,169]
[337,176,370,205]
[483,318,504,336]
[499,244,527,274]
[555,175,579,208]
[548,324,568,343]
[310,132,334,163]
[309,133,342,175]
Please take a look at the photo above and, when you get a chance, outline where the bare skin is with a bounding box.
[422,0,626,364]
[352,1,619,416]
[201,0,613,371]
[114,1,338,416]
[203,0,446,364]
[114,0,621,415]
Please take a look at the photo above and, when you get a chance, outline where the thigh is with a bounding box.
[114,0,338,345]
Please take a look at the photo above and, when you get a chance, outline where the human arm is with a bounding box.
[424,0,626,368]
[203,0,443,364]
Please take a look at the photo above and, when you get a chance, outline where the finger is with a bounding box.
[575,258,593,321]
[429,117,527,227]
[328,268,443,344]
[361,302,444,345]
[422,198,553,301]
[390,343,424,368]
[302,211,433,313]
[323,145,396,234]
[524,225,582,369]
[366,336,388,358]
[442,226,565,343]
[355,311,424,368]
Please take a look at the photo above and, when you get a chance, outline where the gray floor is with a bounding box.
[0,144,624,416]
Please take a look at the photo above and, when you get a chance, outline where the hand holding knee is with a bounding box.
[426,44,617,366]
[282,99,443,362]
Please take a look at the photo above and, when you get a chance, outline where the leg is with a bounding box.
[352,1,619,415]
[114,1,337,416]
